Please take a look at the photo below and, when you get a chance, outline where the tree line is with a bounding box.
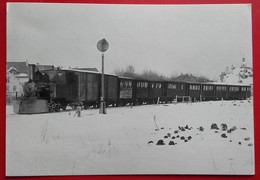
[114,65,212,82]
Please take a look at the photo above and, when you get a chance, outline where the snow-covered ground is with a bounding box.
[6,100,254,176]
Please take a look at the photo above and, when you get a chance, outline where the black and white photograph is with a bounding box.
[6,3,254,176]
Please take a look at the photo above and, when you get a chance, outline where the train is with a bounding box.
[13,64,252,114]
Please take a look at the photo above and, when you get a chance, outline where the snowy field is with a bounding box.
[6,100,254,176]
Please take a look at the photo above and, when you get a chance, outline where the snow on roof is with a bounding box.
[6,61,29,74]
[15,73,29,78]
[208,82,251,86]
[118,76,135,80]
[7,67,18,73]
[60,68,118,77]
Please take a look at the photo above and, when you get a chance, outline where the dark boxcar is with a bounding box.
[240,85,251,99]
[187,82,202,102]
[133,79,149,105]
[214,84,228,100]
[44,69,100,109]
[201,83,214,101]
[164,81,187,102]
[227,85,240,100]
[78,70,100,107]
[246,86,252,98]
[118,77,134,106]
[148,81,164,104]
[104,74,118,106]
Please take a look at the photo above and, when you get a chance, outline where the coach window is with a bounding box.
[181,84,184,90]
[120,81,124,87]
[129,81,132,87]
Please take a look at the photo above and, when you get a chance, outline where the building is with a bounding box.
[6,61,54,103]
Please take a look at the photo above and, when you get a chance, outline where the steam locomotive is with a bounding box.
[13,64,252,114]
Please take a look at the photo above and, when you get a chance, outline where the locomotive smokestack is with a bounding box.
[28,64,36,81]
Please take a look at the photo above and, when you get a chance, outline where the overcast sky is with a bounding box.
[7,3,252,80]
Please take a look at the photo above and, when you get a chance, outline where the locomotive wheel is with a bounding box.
[49,107,54,112]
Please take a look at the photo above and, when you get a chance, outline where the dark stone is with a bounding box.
[161,127,164,130]
[238,142,242,145]
[221,133,228,138]
[198,126,204,132]
[221,123,228,131]
[180,136,185,140]
[176,135,180,138]
[187,136,192,140]
[148,141,154,144]
[164,135,168,139]
[167,133,171,137]
[172,136,175,139]
[156,139,165,145]
[169,141,176,145]
[211,123,219,130]
[244,137,250,141]
[184,139,188,142]
[227,126,237,133]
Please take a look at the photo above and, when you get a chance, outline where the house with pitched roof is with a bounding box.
[6,61,55,103]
